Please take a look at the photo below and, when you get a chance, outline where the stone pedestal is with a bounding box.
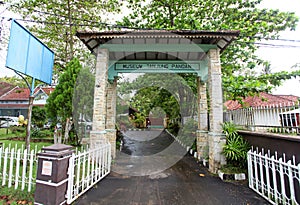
[106,129,117,158]
[196,130,208,161]
[208,133,226,173]
[90,130,108,149]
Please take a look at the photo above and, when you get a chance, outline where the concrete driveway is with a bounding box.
[76,130,269,205]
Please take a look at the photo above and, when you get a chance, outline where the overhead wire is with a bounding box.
[253,42,300,48]
[1,1,300,48]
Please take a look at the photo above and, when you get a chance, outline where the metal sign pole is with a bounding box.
[25,77,35,151]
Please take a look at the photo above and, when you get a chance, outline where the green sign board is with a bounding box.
[108,60,208,82]
[115,63,200,71]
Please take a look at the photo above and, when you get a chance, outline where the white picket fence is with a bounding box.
[0,143,40,192]
[66,143,111,204]
[226,103,300,134]
[248,148,300,205]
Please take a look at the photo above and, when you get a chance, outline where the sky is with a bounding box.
[256,0,300,97]
[0,0,300,96]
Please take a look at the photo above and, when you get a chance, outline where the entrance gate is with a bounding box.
[76,30,239,173]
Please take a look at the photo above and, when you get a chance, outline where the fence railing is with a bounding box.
[226,103,300,134]
[66,143,111,204]
[248,148,300,205]
[0,143,40,192]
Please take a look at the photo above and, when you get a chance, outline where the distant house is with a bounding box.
[224,92,299,110]
[0,83,54,117]
[224,92,300,132]
[0,82,16,98]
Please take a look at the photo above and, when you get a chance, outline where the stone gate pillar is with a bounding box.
[106,78,117,158]
[207,49,226,173]
[90,48,109,148]
[196,78,208,162]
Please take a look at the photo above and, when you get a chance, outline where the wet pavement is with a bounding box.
[76,130,269,205]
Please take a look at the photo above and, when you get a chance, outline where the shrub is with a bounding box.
[10,126,26,134]
[167,122,180,134]
[31,128,53,138]
[222,122,250,169]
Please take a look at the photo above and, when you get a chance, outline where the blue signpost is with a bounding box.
[5,20,54,151]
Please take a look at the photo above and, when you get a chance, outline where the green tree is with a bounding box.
[72,66,95,141]
[31,106,47,128]
[9,0,121,73]
[45,58,82,143]
[0,76,39,88]
[119,0,299,99]
[118,73,195,124]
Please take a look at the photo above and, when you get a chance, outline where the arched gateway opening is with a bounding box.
[76,30,239,173]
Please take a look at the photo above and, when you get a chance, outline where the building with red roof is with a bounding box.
[0,82,16,97]
[224,92,299,110]
[0,83,54,117]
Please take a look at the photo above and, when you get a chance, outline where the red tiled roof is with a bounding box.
[0,86,55,101]
[225,92,300,110]
[0,82,17,97]
[0,87,30,101]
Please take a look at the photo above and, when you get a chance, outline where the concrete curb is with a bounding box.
[218,170,246,181]
[165,129,199,160]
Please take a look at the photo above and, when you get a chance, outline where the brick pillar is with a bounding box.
[106,78,117,158]
[207,49,226,173]
[196,77,208,161]
[90,48,109,148]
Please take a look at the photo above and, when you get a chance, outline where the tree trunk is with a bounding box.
[64,117,72,144]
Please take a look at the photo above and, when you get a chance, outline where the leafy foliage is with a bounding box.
[131,112,146,128]
[31,128,53,139]
[10,0,122,73]
[0,76,29,87]
[222,122,250,168]
[31,106,47,128]
[176,118,197,147]
[72,66,95,140]
[45,58,82,142]
[118,73,196,122]
[119,0,299,99]
[224,69,300,101]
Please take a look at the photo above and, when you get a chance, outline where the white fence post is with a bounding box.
[8,148,14,188]
[2,148,8,186]
[0,144,40,192]
[14,149,21,189]
[21,149,28,190]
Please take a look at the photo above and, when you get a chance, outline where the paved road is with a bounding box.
[76,130,269,205]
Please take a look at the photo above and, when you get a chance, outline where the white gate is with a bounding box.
[248,148,300,205]
[66,143,111,204]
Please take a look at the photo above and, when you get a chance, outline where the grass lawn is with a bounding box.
[0,139,53,204]
[0,128,53,204]
[0,128,21,140]
[0,186,34,205]
[1,139,52,151]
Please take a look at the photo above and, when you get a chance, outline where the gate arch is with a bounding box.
[76,30,239,173]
